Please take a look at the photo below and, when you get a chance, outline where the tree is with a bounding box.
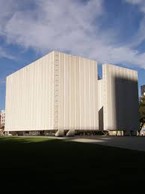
[139,95,145,132]
[139,95,145,119]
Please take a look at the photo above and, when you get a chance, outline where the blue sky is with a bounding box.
[1,0,145,109]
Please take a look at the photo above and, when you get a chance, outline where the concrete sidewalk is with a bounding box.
[69,136,145,152]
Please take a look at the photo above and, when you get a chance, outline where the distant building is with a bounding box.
[5,51,139,135]
[0,110,5,128]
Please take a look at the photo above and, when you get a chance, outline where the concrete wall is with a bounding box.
[5,51,99,131]
[5,52,55,131]
[55,52,98,130]
[5,52,139,133]
[102,64,139,132]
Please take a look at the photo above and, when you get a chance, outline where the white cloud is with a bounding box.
[1,0,145,68]
[125,0,144,4]
[125,0,145,12]
[4,0,103,50]
[0,0,19,34]
[0,47,15,60]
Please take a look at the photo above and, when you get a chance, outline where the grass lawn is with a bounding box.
[0,136,145,193]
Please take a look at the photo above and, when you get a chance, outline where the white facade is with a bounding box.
[102,64,139,132]
[5,51,139,133]
[5,51,99,131]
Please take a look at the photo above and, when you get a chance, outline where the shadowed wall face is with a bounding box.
[103,64,139,132]
[114,76,139,131]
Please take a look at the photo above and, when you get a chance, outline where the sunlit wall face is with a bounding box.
[5,51,99,132]
[5,52,55,131]
[102,64,139,132]
[56,52,98,130]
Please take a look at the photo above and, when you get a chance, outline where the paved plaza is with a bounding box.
[68,136,145,152]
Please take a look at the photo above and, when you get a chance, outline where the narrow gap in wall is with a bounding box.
[98,64,102,80]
